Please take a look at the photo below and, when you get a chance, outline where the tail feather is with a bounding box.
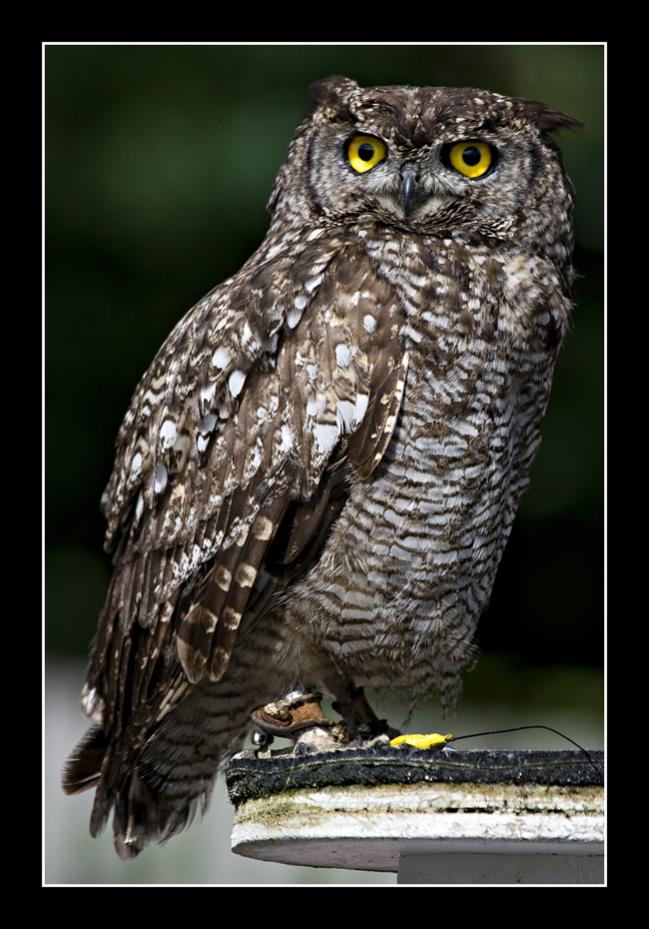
[84,690,252,857]
[113,773,168,860]
[62,725,108,796]
[65,643,287,858]
[112,770,214,860]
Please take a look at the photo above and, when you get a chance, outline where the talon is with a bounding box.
[390,732,454,751]
[375,718,402,740]
[332,686,398,740]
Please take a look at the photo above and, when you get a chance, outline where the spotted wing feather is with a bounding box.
[84,236,406,751]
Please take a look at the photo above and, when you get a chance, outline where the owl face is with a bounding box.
[272,77,579,254]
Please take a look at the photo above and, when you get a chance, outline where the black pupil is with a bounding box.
[462,146,482,166]
[358,143,375,161]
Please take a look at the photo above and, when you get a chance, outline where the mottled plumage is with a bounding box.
[63,76,578,858]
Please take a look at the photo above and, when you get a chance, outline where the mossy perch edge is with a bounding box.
[226,748,604,882]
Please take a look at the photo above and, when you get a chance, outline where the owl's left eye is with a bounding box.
[346,134,387,174]
[444,141,495,179]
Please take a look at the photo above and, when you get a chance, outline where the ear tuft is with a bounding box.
[309,75,360,114]
[516,97,584,133]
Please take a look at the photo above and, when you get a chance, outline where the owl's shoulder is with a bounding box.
[100,224,405,556]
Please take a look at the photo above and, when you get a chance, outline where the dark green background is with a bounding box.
[46,45,603,685]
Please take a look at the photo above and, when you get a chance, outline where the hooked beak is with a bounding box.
[400,164,418,218]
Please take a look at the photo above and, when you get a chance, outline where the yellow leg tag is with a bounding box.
[390,732,454,750]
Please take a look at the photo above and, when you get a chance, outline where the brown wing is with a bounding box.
[85,233,407,740]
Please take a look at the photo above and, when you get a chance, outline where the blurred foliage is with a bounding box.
[46,45,603,676]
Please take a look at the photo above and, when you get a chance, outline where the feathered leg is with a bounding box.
[319,669,399,740]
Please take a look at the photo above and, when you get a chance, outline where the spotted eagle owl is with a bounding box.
[63,76,579,858]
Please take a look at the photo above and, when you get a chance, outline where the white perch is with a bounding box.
[230,770,604,884]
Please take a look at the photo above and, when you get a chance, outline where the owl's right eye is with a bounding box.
[346,135,387,174]
[442,141,495,179]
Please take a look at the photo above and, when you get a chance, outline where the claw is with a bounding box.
[332,686,400,740]
[390,732,454,751]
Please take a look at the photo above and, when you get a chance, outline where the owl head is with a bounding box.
[268,76,580,263]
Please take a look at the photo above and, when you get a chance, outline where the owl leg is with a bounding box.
[324,676,400,741]
[250,683,398,753]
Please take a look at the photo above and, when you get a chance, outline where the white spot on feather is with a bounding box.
[287,305,303,329]
[278,424,294,453]
[201,382,217,406]
[304,274,323,294]
[81,684,104,724]
[314,423,339,454]
[228,370,246,397]
[336,400,357,432]
[211,347,231,370]
[335,344,352,367]
[363,314,376,333]
[307,395,326,417]
[160,420,177,449]
[199,414,217,434]
[154,464,168,494]
[355,393,369,423]
[130,452,143,478]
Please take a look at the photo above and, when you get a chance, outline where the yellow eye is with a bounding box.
[448,141,493,179]
[347,134,387,174]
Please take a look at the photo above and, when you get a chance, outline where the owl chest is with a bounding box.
[332,282,545,603]
[354,338,518,567]
[286,243,560,672]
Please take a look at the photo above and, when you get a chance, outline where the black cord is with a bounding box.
[448,725,603,780]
